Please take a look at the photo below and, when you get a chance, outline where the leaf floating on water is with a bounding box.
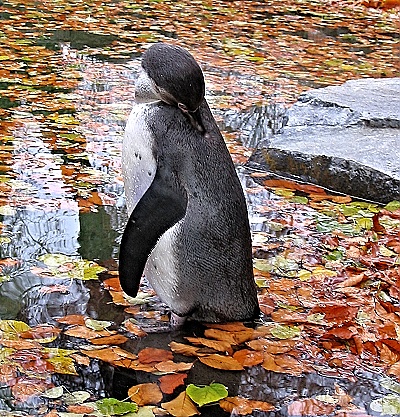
[161,391,199,417]
[84,318,113,331]
[96,398,138,415]
[159,373,187,395]
[0,320,31,340]
[385,201,400,212]
[370,394,400,416]
[138,347,173,364]
[186,383,228,407]
[127,383,163,406]
[198,354,244,371]
[42,386,64,399]
[219,396,275,415]
[287,398,335,416]
[270,324,301,340]
[381,378,400,395]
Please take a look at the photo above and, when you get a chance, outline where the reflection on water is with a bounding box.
[0,46,392,417]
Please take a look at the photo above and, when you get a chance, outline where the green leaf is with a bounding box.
[381,378,400,395]
[356,217,373,230]
[270,324,301,339]
[384,201,400,212]
[290,196,308,204]
[370,394,400,415]
[42,386,64,399]
[62,391,91,405]
[96,398,138,416]
[85,318,113,331]
[186,383,228,407]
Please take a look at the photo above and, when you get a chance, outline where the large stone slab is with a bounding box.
[248,78,400,203]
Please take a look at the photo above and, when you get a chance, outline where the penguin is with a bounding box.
[119,43,259,323]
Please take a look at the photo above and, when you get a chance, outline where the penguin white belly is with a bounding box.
[122,103,157,214]
[144,220,193,316]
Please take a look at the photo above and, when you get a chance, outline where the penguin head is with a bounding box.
[135,43,206,132]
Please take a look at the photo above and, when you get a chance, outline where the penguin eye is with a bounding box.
[177,103,189,114]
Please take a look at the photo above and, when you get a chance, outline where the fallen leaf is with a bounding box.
[138,347,174,364]
[220,396,275,414]
[128,383,163,406]
[161,391,199,417]
[90,334,128,345]
[233,349,264,367]
[287,398,336,416]
[186,383,228,407]
[154,360,193,373]
[199,354,244,371]
[159,373,187,394]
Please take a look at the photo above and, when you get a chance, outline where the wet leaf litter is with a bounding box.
[0,0,399,416]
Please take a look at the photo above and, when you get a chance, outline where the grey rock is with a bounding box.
[247,78,400,203]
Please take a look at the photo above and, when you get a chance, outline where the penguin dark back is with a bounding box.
[119,42,260,325]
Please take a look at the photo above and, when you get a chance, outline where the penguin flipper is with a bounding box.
[119,171,187,297]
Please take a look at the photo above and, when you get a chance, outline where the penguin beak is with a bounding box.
[134,69,160,104]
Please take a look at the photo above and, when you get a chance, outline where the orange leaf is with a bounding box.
[0,339,42,350]
[19,324,61,340]
[123,320,147,337]
[159,373,187,394]
[56,314,86,326]
[154,360,193,373]
[64,325,114,339]
[0,364,17,384]
[138,347,173,364]
[90,334,128,345]
[185,336,233,354]
[199,354,244,371]
[233,349,264,367]
[169,341,201,357]
[162,391,199,417]
[11,377,52,401]
[220,396,275,415]
[67,405,95,414]
[128,383,163,406]
[247,338,295,354]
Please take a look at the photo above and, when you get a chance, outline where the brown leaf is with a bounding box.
[128,383,163,406]
[159,373,187,394]
[161,391,199,417]
[138,347,173,364]
[199,354,244,371]
[220,396,275,415]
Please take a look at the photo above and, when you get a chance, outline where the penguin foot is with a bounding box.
[170,312,187,329]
